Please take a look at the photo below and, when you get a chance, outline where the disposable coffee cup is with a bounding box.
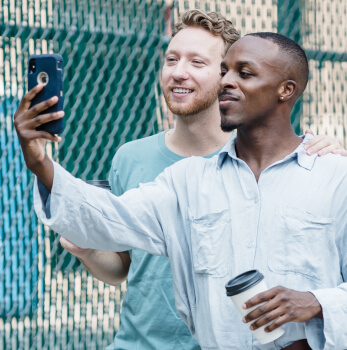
[85,180,111,191]
[225,270,285,344]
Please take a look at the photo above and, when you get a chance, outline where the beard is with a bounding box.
[163,83,219,117]
[220,108,241,132]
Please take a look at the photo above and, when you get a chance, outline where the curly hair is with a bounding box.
[174,9,240,56]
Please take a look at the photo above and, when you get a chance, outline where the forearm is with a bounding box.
[27,153,54,191]
[34,161,168,255]
[79,250,130,286]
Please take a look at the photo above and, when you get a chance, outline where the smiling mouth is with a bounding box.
[172,88,194,94]
[218,94,239,102]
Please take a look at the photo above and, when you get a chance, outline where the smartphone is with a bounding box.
[28,54,64,134]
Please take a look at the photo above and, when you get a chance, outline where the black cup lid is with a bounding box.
[225,270,264,296]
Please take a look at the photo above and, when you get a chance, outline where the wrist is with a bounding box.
[307,292,323,319]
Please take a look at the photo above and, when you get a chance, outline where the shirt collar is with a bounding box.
[217,133,318,170]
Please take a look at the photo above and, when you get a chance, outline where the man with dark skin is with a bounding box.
[219,33,324,328]
[14,33,347,349]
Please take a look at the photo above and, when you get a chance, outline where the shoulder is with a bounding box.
[116,133,162,156]
[315,152,347,168]
[313,153,347,181]
[111,133,163,168]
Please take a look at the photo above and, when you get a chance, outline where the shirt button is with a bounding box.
[253,196,258,203]
[246,242,254,248]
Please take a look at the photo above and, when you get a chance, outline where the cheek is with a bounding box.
[161,67,171,84]
[203,70,221,86]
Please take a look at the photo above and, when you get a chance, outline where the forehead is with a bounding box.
[167,27,224,60]
[223,36,280,69]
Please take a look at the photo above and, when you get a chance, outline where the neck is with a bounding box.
[236,120,302,181]
[165,102,231,157]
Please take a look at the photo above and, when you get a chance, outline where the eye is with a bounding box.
[220,70,227,77]
[165,56,177,64]
[192,60,204,66]
[240,71,252,78]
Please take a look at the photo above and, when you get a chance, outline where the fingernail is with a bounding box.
[242,317,246,323]
[242,303,247,309]
[306,150,312,155]
[250,325,254,330]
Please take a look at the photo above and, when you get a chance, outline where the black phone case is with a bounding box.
[28,54,64,134]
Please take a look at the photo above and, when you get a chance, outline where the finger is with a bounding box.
[27,96,59,118]
[243,296,280,322]
[21,130,61,143]
[332,149,347,157]
[264,314,290,332]
[18,111,64,134]
[16,84,45,114]
[304,135,325,149]
[30,111,64,129]
[60,236,85,252]
[248,307,283,330]
[317,144,340,157]
[243,288,277,310]
[305,138,336,155]
[304,129,314,136]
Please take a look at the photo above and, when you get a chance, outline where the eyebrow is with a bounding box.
[165,49,210,61]
[236,60,258,68]
[220,60,259,70]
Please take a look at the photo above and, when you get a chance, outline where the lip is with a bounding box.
[219,94,239,107]
[218,94,239,102]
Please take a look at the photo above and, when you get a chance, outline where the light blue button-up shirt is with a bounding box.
[34,134,347,350]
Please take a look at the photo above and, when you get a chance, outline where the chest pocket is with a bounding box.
[189,209,231,278]
[268,207,335,284]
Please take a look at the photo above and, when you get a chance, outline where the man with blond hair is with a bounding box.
[61,10,240,350]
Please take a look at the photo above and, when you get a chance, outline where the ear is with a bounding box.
[278,80,296,102]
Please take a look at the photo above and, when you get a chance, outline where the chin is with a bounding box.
[220,114,241,132]
[221,123,238,132]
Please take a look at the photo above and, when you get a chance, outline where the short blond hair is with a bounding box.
[174,9,240,56]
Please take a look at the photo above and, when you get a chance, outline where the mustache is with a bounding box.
[218,91,240,101]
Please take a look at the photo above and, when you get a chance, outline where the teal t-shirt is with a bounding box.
[106,131,220,350]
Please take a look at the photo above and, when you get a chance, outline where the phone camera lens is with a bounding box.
[29,59,36,74]
[37,72,49,86]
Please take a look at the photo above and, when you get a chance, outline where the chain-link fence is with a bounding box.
[1,0,346,349]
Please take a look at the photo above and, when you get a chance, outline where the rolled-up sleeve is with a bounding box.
[305,219,347,350]
[306,284,347,350]
[34,161,177,256]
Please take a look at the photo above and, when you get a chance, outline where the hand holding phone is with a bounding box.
[28,54,64,134]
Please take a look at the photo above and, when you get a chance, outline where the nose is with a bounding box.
[171,61,190,81]
[220,71,238,90]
